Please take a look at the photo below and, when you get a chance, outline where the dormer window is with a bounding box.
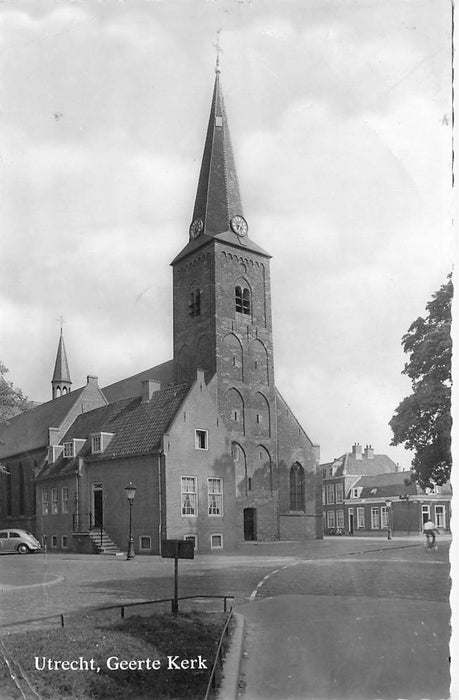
[63,442,74,458]
[92,435,102,454]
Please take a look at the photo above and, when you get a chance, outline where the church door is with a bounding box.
[243,508,257,541]
[92,484,103,529]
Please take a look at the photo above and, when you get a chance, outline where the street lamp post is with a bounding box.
[125,482,137,560]
[385,499,392,540]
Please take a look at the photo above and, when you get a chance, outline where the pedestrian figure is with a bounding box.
[423,519,438,549]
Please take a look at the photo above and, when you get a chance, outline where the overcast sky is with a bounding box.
[0,0,453,466]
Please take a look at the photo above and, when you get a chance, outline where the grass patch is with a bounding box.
[0,611,230,699]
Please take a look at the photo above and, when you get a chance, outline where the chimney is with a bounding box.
[395,462,400,473]
[352,443,363,460]
[86,375,99,386]
[364,445,374,460]
[141,379,160,402]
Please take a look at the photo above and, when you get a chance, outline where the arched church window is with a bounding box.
[235,286,251,315]
[290,463,305,511]
[188,288,201,318]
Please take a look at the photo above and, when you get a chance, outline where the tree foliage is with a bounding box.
[389,275,452,488]
[0,361,34,423]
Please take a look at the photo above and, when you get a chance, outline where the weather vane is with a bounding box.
[212,28,223,73]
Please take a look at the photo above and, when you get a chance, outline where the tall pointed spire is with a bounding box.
[191,64,243,236]
[51,325,72,399]
[171,56,270,265]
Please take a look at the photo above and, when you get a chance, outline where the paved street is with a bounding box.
[0,537,452,699]
[238,542,451,699]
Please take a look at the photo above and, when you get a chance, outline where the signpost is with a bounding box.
[161,539,194,613]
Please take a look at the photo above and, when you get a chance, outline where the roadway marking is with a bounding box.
[249,550,446,600]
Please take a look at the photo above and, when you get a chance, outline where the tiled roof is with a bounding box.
[321,452,397,477]
[0,387,86,458]
[102,360,175,403]
[39,383,190,479]
[355,471,416,499]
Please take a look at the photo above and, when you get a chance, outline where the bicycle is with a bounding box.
[424,533,438,552]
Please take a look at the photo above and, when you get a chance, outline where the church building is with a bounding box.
[0,62,322,553]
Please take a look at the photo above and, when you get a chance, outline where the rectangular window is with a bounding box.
[352,488,359,498]
[335,483,344,503]
[208,478,223,516]
[92,435,102,454]
[326,510,335,529]
[62,488,69,514]
[326,484,335,505]
[322,486,326,504]
[422,504,430,524]
[357,507,365,528]
[51,488,59,514]
[435,505,445,528]
[336,510,344,528]
[51,536,58,548]
[195,429,208,450]
[41,490,49,515]
[371,507,380,529]
[140,536,152,551]
[381,506,389,528]
[63,442,74,458]
[211,534,223,549]
[181,477,197,516]
[61,535,68,548]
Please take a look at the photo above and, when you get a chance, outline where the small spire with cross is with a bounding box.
[212,28,223,74]
[57,315,65,336]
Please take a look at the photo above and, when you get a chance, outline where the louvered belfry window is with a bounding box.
[235,286,251,315]
[188,289,201,317]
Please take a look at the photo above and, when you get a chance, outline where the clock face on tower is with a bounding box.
[230,215,248,237]
[189,218,203,240]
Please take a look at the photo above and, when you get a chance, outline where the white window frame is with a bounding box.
[381,506,389,528]
[61,487,69,514]
[435,505,445,528]
[207,478,223,516]
[357,507,365,528]
[51,488,59,514]
[370,507,380,529]
[61,535,68,548]
[210,533,223,550]
[322,486,326,504]
[139,535,152,551]
[352,488,359,498]
[326,510,335,529]
[41,490,49,515]
[195,429,208,450]
[422,504,430,523]
[335,483,344,503]
[336,510,344,528]
[91,435,102,454]
[63,442,74,458]
[326,484,335,505]
[181,476,197,517]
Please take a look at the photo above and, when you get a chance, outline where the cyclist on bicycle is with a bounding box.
[423,519,438,548]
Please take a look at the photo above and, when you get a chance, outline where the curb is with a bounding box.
[217,612,245,700]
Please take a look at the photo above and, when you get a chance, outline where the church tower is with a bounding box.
[51,328,72,399]
[171,61,279,540]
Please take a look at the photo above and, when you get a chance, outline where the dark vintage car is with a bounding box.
[0,529,42,554]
